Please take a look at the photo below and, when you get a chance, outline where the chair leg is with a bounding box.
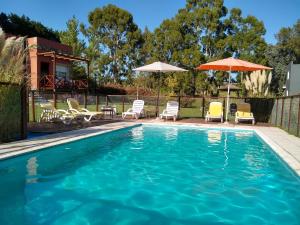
[84,115,92,122]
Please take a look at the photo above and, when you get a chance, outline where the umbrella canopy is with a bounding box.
[197,57,272,71]
[133,61,187,72]
[133,61,187,117]
[196,57,272,123]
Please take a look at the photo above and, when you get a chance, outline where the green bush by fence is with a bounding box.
[0,84,23,142]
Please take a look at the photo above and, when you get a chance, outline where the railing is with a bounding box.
[39,75,88,90]
[73,79,88,89]
[39,75,54,89]
[28,91,300,137]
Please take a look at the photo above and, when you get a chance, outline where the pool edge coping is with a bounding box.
[0,122,141,161]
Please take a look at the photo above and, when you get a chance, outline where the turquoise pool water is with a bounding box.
[0,125,300,225]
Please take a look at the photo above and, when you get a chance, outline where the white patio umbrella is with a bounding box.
[133,61,187,116]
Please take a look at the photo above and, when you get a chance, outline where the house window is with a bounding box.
[287,71,290,80]
[56,64,70,79]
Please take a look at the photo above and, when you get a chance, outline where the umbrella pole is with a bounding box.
[156,72,161,117]
[225,68,231,123]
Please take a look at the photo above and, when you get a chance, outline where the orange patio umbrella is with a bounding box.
[196,57,272,122]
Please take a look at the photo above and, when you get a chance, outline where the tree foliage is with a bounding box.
[81,4,143,84]
[3,1,295,97]
[266,20,300,94]
[137,0,268,96]
[59,16,86,79]
[0,12,59,42]
[59,16,85,57]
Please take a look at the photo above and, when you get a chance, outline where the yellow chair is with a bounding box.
[205,102,223,122]
[67,98,103,121]
[235,103,255,125]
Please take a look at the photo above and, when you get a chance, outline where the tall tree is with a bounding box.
[266,20,300,94]
[81,4,143,84]
[59,16,86,79]
[59,16,85,57]
[0,12,59,42]
[151,8,205,96]
[185,0,228,59]
[224,8,267,64]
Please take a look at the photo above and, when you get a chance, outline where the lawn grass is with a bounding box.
[29,101,205,121]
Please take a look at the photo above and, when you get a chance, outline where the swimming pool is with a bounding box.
[0,125,299,225]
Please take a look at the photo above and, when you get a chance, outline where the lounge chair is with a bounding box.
[122,100,145,119]
[67,98,103,122]
[205,102,223,122]
[235,103,255,125]
[160,101,179,121]
[39,103,74,125]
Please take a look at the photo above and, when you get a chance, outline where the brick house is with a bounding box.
[27,37,89,91]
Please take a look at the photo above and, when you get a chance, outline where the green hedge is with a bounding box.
[0,84,22,142]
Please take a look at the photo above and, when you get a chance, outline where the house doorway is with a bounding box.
[40,62,50,76]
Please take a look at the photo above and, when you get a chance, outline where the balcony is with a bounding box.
[39,75,88,91]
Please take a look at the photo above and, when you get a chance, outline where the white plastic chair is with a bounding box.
[39,103,74,125]
[122,100,145,119]
[67,98,103,121]
[160,101,179,121]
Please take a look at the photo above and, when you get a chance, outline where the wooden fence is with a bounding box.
[269,95,300,137]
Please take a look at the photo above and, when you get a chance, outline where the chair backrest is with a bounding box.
[132,100,144,113]
[166,101,179,115]
[39,103,59,122]
[67,98,81,111]
[40,102,55,111]
[209,102,223,116]
[230,103,237,113]
[237,103,251,113]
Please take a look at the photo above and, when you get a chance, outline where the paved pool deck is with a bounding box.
[1,120,300,176]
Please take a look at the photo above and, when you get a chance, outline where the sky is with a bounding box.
[0,0,299,44]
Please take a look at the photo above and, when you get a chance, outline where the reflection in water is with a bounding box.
[165,127,178,141]
[235,131,253,139]
[223,131,229,170]
[207,130,229,169]
[131,126,144,141]
[26,157,38,183]
[207,130,222,143]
